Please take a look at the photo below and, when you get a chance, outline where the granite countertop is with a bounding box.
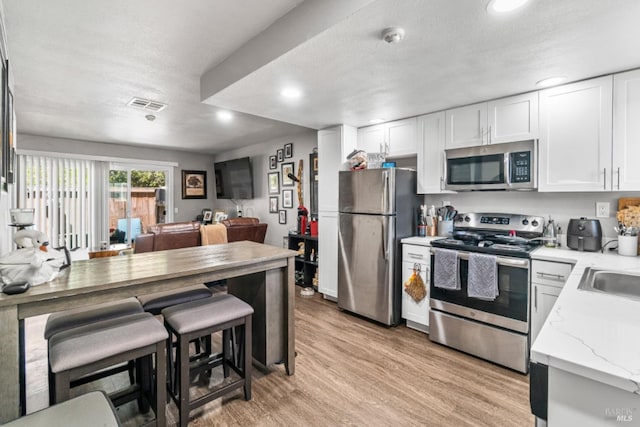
[531,245,640,394]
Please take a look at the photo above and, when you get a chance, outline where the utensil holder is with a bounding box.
[618,235,638,257]
[437,220,453,237]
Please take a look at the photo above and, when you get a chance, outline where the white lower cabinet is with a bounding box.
[401,244,431,332]
[318,212,338,299]
[530,260,573,343]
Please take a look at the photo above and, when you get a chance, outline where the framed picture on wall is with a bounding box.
[284,143,293,158]
[269,155,277,169]
[182,170,207,199]
[269,196,279,213]
[277,149,284,162]
[281,162,294,187]
[279,210,287,224]
[268,172,280,195]
[282,189,293,208]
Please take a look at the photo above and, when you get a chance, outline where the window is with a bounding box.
[18,155,100,248]
[108,163,172,245]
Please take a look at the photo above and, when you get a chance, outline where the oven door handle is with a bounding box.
[430,249,529,269]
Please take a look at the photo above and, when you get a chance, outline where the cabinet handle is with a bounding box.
[604,167,607,190]
[407,252,424,259]
[534,284,538,311]
[481,126,485,144]
[536,272,566,281]
[617,167,621,190]
[440,176,444,191]
[488,125,492,144]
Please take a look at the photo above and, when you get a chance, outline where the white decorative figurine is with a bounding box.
[0,230,67,286]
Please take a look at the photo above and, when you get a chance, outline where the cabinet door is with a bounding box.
[417,112,452,194]
[488,92,539,144]
[538,76,613,191]
[318,126,354,212]
[401,261,429,329]
[531,283,562,344]
[386,117,417,157]
[445,102,487,148]
[613,69,640,191]
[318,212,338,298]
[357,124,386,153]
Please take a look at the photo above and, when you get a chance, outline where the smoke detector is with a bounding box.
[381,27,405,44]
[145,114,156,121]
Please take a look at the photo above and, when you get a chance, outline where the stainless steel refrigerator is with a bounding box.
[338,168,420,325]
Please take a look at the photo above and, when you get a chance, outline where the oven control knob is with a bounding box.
[522,219,529,226]
[531,220,539,227]
[464,216,471,222]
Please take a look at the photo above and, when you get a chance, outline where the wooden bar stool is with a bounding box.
[44,298,144,404]
[3,391,121,427]
[48,312,168,426]
[162,294,253,427]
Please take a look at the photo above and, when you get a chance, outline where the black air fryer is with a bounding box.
[567,217,602,252]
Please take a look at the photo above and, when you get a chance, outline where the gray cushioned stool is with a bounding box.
[44,298,143,404]
[3,391,121,427]
[49,312,168,426]
[162,294,253,427]
[137,284,212,315]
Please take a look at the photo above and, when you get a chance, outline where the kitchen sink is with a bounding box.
[578,267,640,300]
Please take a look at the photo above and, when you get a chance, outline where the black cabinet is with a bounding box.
[287,233,318,288]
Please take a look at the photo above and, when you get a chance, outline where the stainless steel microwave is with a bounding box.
[444,140,537,191]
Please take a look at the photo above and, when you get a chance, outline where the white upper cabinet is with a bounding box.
[445,102,487,148]
[613,69,640,191]
[417,112,453,194]
[356,124,385,154]
[488,92,539,144]
[357,117,417,157]
[538,76,613,191]
[445,93,539,149]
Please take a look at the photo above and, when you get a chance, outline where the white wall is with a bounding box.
[425,191,639,239]
[17,133,216,222]
[213,130,317,246]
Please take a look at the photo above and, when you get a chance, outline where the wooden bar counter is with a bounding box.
[0,241,296,423]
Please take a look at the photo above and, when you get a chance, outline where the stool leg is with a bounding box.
[136,357,151,414]
[53,370,71,403]
[222,329,230,378]
[178,334,191,427]
[243,316,252,401]
[155,341,167,427]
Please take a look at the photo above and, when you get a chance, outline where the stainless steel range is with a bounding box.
[428,212,545,373]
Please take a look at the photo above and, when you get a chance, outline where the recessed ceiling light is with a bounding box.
[281,87,302,99]
[487,0,529,13]
[369,118,386,124]
[536,76,568,88]
[217,110,233,122]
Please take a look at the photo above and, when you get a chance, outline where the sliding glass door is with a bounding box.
[108,163,172,247]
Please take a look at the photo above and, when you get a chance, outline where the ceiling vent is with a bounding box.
[127,97,167,112]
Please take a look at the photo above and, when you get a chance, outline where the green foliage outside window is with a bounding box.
[109,170,165,187]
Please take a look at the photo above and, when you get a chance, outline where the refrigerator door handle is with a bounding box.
[382,169,390,213]
[382,219,389,260]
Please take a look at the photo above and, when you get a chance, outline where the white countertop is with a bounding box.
[401,236,441,245]
[531,245,640,394]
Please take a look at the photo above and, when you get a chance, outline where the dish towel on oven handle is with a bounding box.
[467,252,498,300]
[433,248,460,290]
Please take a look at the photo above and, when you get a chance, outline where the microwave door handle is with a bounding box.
[504,153,511,186]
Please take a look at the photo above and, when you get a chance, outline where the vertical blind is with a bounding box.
[18,155,98,249]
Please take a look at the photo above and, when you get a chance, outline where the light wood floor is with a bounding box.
[25,291,534,426]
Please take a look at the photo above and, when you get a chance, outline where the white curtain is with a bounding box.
[17,154,103,249]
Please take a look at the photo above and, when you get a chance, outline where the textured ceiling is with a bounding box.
[4,0,640,154]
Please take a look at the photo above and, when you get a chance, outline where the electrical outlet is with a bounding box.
[174,207,179,214]
[442,200,451,207]
[596,202,609,218]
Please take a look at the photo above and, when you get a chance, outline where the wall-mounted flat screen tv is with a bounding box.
[213,157,254,199]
